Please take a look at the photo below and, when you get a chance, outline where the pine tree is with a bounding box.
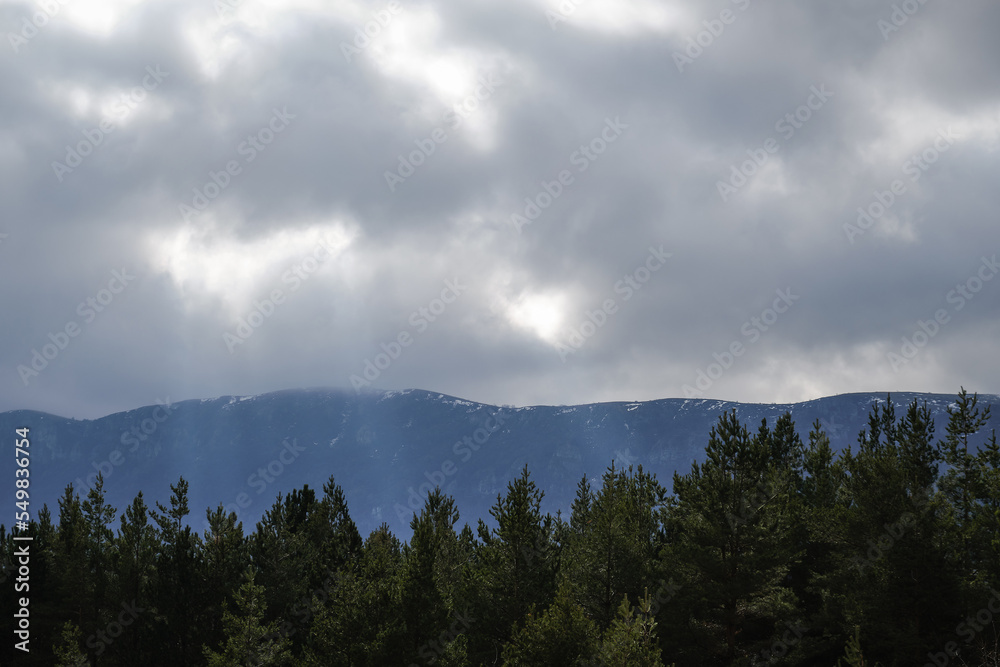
[251,483,359,655]
[203,567,293,667]
[55,484,89,629]
[398,487,466,662]
[501,586,599,666]
[110,492,157,666]
[153,476,202,664]
[316,476,363,576]
[938,388,994,596]
[29,504,62,665]
[468,465,558,663]
[201,504,249,655]
[784,420,844,663]
[561,463,668,630]
[593,592,666,667]
[827,397,959,664]
[53,621,90,667]
[664,410,802,661]
[976,429,1000,590]
[81,473,117,645]
[304,523,407,666]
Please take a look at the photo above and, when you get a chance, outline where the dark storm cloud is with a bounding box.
[0,0,997,418]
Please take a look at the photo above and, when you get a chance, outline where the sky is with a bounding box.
[1,0,998,420]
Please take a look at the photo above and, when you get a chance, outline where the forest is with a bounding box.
[2,389,999,666]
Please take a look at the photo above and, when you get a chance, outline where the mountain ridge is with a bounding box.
[3,387,997,541]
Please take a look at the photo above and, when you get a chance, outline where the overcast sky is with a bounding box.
[1,0,998,419]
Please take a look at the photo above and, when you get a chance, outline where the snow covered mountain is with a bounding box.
[2,388,998,540]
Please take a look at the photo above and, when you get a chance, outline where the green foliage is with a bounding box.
[592,592,665,667]
[304,524,406,666]
[665,410,802,660]
[561,462,668,630]
[109,492,157,665]
[53,621,89,667]
[7,387,999,667]
[152,476,202,664]
[202,568,292,667]
[468,465,558,662]
[399,486,467,659]
[938,388,996,598]
[250,477,363,657]
[818,398,962,664]
[501,586,599,666]
[834,626,881,667]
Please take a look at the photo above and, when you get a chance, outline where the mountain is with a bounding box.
[2,388,998,540]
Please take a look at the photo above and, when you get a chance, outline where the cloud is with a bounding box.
[1,0,998,418]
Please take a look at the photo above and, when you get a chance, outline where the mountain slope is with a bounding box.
[2,388,997,540]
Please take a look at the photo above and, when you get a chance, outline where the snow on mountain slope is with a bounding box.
[2,389,997,541]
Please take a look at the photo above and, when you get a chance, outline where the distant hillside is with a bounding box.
[2,389,997,540]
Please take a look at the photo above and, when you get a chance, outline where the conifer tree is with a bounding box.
[468,465,557,663]
[202,568,292,667]
[251,485,337,652]
[55,484,88,629]
[110,492,157,666]
[53,621,89,667]
[593,592,666,667]
[399,487,467,662]
[938,388,994,595]
[202,505,249,653]
[81,473,116,644]
[153,476,202,664]
[829,398,959,664]
[501,586,599,666]
[304,523,406,666]
[664,410,801,661]
[976,429,1000,588]
[561,463,667,630]
[789,420,847,663]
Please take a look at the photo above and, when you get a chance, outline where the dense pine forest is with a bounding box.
[3,389,999,666]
